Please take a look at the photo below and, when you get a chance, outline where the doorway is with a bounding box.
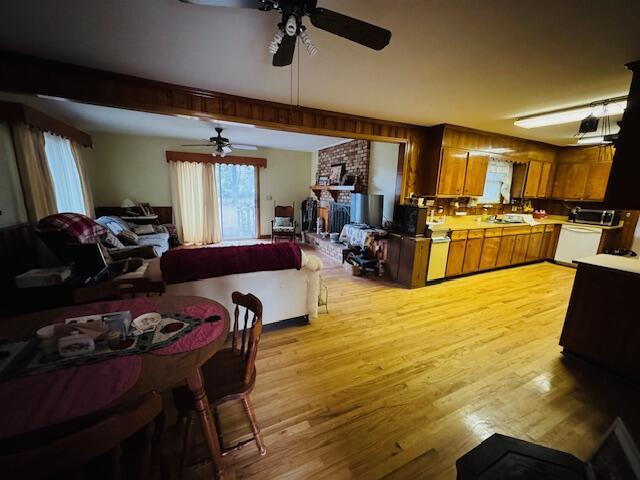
[215,163,258,240]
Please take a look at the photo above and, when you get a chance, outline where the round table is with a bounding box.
[0,295,230,479]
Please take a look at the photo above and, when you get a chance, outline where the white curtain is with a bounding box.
[70,142,95,218]
[170,161,221,245]
[11,123,57,223]
[43,132,87,215]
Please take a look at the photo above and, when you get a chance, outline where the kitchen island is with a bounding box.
[559,254,640,383]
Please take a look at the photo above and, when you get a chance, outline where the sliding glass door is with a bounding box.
[215,163,258,240]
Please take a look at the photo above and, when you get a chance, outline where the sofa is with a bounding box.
[145,243,323,326]
[95,216,170,257]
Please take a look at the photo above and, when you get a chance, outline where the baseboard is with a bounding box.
[263,315,310,332]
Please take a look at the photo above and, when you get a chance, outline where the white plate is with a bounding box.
[132,312,162,332]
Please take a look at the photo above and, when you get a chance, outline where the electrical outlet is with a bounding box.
[266,195,273,201]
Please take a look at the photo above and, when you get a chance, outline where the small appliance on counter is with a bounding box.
[569,208,620,226]
[393,204,429,236]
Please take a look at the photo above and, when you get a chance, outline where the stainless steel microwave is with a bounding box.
[570,208,620,226]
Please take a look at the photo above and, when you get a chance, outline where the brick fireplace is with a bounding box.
[314,140,370,232]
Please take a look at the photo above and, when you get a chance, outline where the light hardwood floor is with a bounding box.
[185,256,640,479]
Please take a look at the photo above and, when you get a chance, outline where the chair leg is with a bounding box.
[242,396,266,456]
[139,420,155,480]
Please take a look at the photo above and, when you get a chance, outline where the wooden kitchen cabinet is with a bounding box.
[495,235,516,267]
[462,238,483,273]
[511,234,530,264]
[462,153,489,197]
[438,147,468,196]
[446,240,466,277]
[552,162,590,199]
[478,237,501,270]
[523,161,543,197]
[393,236,431,288]
[537,162,553,197]
[526,232,543,261]
[583,162,612,200]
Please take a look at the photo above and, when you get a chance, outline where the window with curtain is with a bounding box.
[475,159,513,204]
[43,132,86,215]
[215,163,258,240]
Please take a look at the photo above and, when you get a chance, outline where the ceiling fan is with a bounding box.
[179,0,392,67]
[182,127,258,157]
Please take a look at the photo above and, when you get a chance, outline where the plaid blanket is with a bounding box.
[37,213,107,243]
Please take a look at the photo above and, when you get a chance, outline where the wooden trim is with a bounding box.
[0,51,415,142]
[165,151,267,168]
[255,166,261,237]
[0,101,92,147]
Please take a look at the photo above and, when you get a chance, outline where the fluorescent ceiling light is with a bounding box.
[515,99,627,129]
[576,136,612,145]
[36,94,70,102]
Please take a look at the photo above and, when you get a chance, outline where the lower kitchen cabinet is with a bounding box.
[512,234,530,264]
[496,235,516,267]
[478,237,500,270]
[462,238,483,273]
[446,240,466,277]
[386,234,431,288]
[526,232,543,261]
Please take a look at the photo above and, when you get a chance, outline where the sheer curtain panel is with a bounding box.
[11,123,57,223]
[43,132,87,215]
[170,161,221,245]
[70,142,95,217]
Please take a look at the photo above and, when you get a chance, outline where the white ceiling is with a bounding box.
[1,0,639,145]
[0,92,345,151]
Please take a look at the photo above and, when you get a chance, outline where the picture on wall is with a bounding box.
[329,163,345,185]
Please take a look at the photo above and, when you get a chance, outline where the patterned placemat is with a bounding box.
[0,313,211,380]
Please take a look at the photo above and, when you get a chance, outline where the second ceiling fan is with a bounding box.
[182,127,258,157]
[180,0,392,66]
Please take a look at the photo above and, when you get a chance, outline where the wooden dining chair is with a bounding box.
[171,292,265,476]
[0,392,163,480]
[73,278,166,304]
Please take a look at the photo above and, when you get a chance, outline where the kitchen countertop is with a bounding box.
[574,254,640,275]
[427,215,623,231]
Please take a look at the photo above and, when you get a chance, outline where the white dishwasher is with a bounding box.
[554,224,603,266]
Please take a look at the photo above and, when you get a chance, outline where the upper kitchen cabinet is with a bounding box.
[552,146,613,201]
[419,124,556,198]
[537,161,553,197]
[523,161,543,197]
[438,147,468,196]
[463,153,490,196]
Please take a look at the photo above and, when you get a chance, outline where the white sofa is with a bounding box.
[145,250,323,326]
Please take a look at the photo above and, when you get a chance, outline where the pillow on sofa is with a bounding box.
[101,231,125,249]
[133,224,156,235]
[118,230,139,245]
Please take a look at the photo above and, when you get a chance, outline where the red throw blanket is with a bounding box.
[161,242,302,285]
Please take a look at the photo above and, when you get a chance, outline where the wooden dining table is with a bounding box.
[0,295,230,479]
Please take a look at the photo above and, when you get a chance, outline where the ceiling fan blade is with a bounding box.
[178,0,262,8]
[181,143,214,146]
[273,34,297,67]
[230,144,258,151]
[309,8,391,50]
[222,146,233,154]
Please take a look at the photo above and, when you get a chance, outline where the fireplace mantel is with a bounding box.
[310,185,357,202]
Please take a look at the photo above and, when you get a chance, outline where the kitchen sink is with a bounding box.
[486,218,524,224]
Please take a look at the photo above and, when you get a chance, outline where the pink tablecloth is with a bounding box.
[0,298,226,440]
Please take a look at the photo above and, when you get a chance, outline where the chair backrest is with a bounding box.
[73,277,166,304]
[231,291,263,385]
[0,392,162,478]
[274,204,294,219]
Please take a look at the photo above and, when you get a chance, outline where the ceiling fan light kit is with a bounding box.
[180,0,391,66]
[181,127,258,156]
